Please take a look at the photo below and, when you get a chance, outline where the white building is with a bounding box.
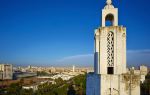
[140,65,148,76]
[50,74,74,81]
[86,0,146,95]
[23,84,38,91]
[0,64,13,80]
[73,65,75,72]
[23,80,56,91]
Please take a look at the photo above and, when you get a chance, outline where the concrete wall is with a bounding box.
[101,74,129,95]
[86,73,100,95]
[86,73,141,95]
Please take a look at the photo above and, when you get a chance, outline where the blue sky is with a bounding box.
[0,0,150,67]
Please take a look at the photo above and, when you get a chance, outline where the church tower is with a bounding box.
[87,1,143,95]
[94,0,126,75]
[94,0,127,94]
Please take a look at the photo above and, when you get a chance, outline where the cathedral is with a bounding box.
[86,0,147,95]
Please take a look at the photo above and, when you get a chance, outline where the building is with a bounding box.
[0,64,13,80]
[28,65,32,69]
[14,72,37,79]
[50,67,56,73]
[23,80,56,91]
[140,65,148,83]
[73,65,75,72]
[23,84,38,91]
[50,74,74,81]
[86,0,146,95]
[0,71,3,80]
[140,65,148,76]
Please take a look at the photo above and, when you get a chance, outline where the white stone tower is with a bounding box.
[94,0,126,95]
[94,0,126,75]
[86,0,143,95]
[86,0,141,95]
[94,0,127,94]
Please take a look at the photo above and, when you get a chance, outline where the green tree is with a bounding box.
[55,78,64,85]
[7,83,22,95]
[141,72,150,95]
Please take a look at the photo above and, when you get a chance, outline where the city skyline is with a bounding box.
[0,0,150,67]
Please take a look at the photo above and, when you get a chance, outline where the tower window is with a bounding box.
[107,67,114,74]
[107,31,114,67]
[105,14,114,26]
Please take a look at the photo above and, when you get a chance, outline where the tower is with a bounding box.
[73,65,75,72]
[87,0,129,95]
[94,0,127,94]
[94,0,126,75]
[87,1,143,95]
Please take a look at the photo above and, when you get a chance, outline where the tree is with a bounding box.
[141,72,150,95]
[7,83,22,95]
[67,85,76,95]
[55,77,64,85]
[20,78,24,86]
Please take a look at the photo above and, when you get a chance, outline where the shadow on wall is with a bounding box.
[67,85,76,95]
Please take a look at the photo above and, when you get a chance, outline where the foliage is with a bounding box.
[72,74,86,95]
[20,78,24,86]
[6,83,22,95]
[37,71,49,76]
[0,74,87,95]
[141,72,150,95]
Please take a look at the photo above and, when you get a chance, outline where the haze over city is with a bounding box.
[0,0,150,67]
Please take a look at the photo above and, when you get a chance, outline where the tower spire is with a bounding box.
[104,0,114,9]
[106,0,112,5]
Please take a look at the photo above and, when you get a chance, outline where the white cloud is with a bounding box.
[54,49,150,67]
[57,54,93,62]
[55,54,93,67]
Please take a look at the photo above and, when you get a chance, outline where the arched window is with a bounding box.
[105,14,114,26]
